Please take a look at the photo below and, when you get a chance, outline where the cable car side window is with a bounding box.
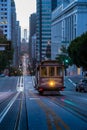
[41,67,47,77]
[56,67,63,76]
[49,67,55,76]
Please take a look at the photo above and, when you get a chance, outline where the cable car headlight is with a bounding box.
[48,80,55,87]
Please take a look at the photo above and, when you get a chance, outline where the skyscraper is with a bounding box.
[0,0,21,66]
[29,13,36,60]
[24,29,27,41]
[36,0,57,62]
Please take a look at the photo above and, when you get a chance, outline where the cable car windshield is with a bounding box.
[49,67,55,76]
[40,66,63,77]
[41,67,47,77]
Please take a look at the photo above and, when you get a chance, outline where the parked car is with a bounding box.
[0,73,5,77]
[75,78,87,92]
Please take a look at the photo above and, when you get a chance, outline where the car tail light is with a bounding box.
[39,88,43,92]
[61,87,64,91]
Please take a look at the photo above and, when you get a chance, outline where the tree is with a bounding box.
[0,35,14,72]
[68,32,87,70]
[56,45,72,75]
[0,35,7,44]
[56,45,72,66]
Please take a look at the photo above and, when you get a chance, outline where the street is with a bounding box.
[0,75,87,130]
[1,0,87,130]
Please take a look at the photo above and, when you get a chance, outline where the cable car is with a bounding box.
[35,60,65,94]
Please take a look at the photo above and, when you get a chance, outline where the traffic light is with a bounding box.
[64,58,69,67]
[65,59,69,63]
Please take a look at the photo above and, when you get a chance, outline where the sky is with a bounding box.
[14,0,36,37]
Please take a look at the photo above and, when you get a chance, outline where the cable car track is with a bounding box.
[0,76,28,130]
[46,95,87,123]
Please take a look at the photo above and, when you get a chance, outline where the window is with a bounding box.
[49,67,55,76]
[56,67,63,76]
[41,67,47,77]
[5,30,7,32]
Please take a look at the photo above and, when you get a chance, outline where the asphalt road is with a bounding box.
[0,76,87,130]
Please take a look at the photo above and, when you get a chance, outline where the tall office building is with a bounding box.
[0,0,21,66]
[51,0,87,60]
[51,0,87,75]
[0,0,12,40]
[29,13,36,60]
[24,29,27,41]
[15,21,21,66]
[36,0,57,62]
[11,0,17,66]
[0,29,3,36]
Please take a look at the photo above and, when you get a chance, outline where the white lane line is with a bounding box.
[16,77,20,89]
[17,76,24,92]
[29,97,40,100]
[0,92,20,123]
[68,78,76,86]
[28,81,32,83]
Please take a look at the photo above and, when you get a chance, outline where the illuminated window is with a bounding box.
[56,67,63,76]
[49,67,55,76]
[41,67,47,77]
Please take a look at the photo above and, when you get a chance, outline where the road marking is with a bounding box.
[37,99,70,130]
[29,89,34,91]
[28,81,32,83]
[28,91,70,129]
[29,97,40,100]
[68,78,76,86]
[17,76,24,92]
[0,92,20,123]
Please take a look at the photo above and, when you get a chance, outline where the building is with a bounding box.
[11,0,21,66]
[36,0,57,62]
[11,0,17,66]
[24,29,27,41]
[21,38,29,53]
[51,0,87,59]
[0,0,21,66]
[51,0,87,75]
[29,13,36,61]
[31,34,36,60]
[15,21,21,66]
[0,0,12,40]
[0,29,3,36]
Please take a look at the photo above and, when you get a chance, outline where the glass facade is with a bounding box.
[0,0,13,39]
[36,0,57,61]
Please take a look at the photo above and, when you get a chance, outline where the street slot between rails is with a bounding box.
[14,76,29,130]
[14,76,25,130]
[28,91,70,130]
[37,100,70,130]
[14,93,23,130]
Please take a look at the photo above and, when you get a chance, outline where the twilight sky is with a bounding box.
[14,0,36,32]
